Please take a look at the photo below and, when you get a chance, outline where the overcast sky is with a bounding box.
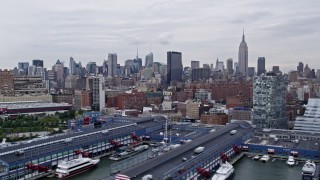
[0,0,319,72]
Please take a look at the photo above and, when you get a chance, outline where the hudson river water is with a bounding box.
[63,156,303,180]
[233,156,303,180]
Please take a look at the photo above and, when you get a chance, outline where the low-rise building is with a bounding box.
[229,107,252,121]
[186,100,201,119]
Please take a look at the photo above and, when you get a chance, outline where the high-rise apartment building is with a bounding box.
[145,52,153,68]
[167,51,183,85]
[257,57,265,76]
[108,53,117,77]
[92,76,105,111]
[253,73,288,129]
[226,58,233,75]
[238,31,248,76]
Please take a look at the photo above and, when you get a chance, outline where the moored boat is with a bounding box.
[260,155,270,162]
[211,162,234,180]
[253,155,260,160]
[55,154,100,179]
[302,160,316,179]
[286,156,295,166]
[110,145,149,161]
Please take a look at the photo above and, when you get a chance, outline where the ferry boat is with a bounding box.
[301,160,316,179]
[55,154,100,179]
[110,145,149,161]
[286,156,295,166]
[211,162,234,180]
[260,155,270,162]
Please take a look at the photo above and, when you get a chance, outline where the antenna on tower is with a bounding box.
[149,43,152,53]
[136,48,139,59]
[242,28,245,40]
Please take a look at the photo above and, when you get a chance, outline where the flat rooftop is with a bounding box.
[0,116,166,163]
[120,122,253,179]
[0,102,71,109]
[246,137,320,151]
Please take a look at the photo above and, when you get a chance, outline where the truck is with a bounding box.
[230,130,237,135]
[194,146,205,154]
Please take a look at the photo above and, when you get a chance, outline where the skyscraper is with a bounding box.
[226,58,233,75]
[272,66,280,74]
[53,60,64,87]
[86,62,97,75]
[248,67,255,77]
[253,73,288,129]
[257,57,265,76]
[191,61,200,69]
[234,62,239,74]
[145,52,153,68]
[108,53,117,77]
[18,62,29,70]
[32,59,44,67]
[18,62,29,75]
[297,62,304,73]
[317,69,320,81]
[69,57,76,75]
[167,51,183,85]
[238,31,248,76]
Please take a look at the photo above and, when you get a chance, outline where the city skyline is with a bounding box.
[0,0,319,73]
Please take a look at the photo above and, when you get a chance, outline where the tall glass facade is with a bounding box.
[253,73,288,129]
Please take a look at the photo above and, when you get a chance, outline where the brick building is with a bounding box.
[0,69,14,96]
[74,90,91,110]
[200,113,228,125]
[117,92,146,110]
[185,82,252,105]
[52,93,73,104]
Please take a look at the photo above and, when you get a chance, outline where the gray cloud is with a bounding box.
[0,0,319,73]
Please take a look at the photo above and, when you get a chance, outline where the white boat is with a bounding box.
[286,156,295,166]
[260,155,270,162]
[142,174,153,180]
[109,145,149,161]
[302,160,316,178]
[253,155,260,160]
[55,154,100,179]
[211,162,234,180]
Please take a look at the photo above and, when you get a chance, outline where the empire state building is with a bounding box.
[238,31,248,76]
